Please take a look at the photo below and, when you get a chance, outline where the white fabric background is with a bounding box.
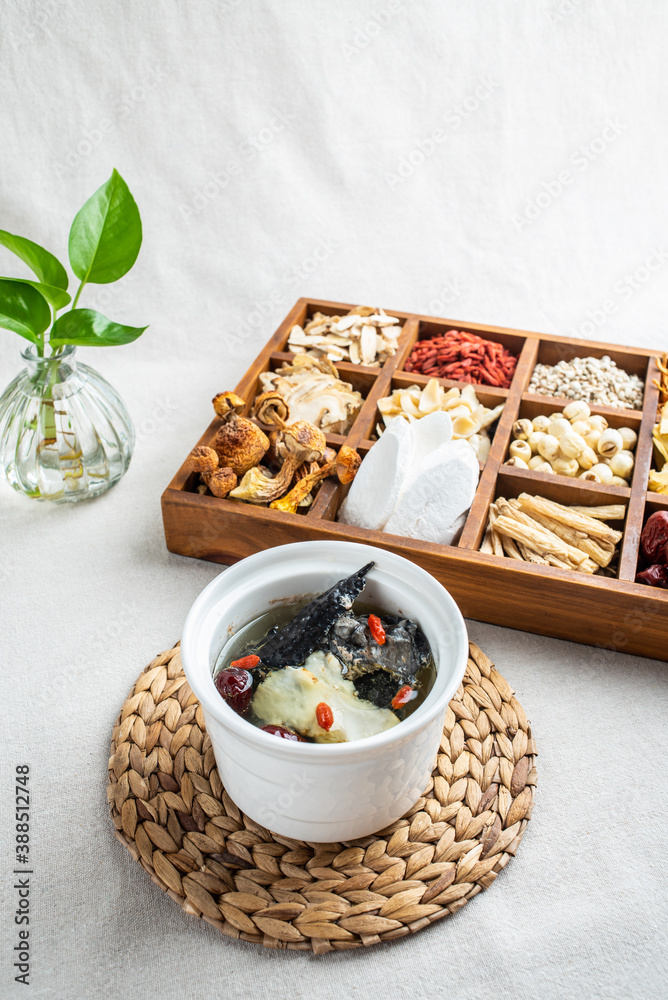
[1,1,667,998]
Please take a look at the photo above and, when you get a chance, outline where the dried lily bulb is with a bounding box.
[187,445,219,475]
[336,445,361,484]
[205,468,237,498]
[252,391,290,428]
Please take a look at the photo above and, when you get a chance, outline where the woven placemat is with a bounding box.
[107,641,537,952]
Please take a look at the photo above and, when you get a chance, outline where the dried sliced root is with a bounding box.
[287,308,402,367]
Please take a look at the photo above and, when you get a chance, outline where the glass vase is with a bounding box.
[0,345,135,502]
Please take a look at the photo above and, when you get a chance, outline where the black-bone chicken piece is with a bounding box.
[253,562,375,669]
[327,613,431,698]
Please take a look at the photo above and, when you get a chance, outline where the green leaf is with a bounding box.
[49,308,147,347]
[0,278,51,343]
[0,276,71,310]
[0,229,68,289]
[68,169,142,285]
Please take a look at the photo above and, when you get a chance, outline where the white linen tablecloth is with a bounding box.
[1,2,667,997]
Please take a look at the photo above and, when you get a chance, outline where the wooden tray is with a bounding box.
[162,298,667,662]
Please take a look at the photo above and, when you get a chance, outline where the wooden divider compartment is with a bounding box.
[162,299,667,662]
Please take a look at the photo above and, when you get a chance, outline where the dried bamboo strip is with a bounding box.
[567,504,626,521]
[516,493,622,544]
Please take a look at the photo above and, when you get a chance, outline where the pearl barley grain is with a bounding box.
[528,355,644,409]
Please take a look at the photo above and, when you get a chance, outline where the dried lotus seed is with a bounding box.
[531,414,551,433]
[509,439,532,462]
[563,400,591,421]
[584,429,601,451]
[588,414,609,433]
[534,461,554,474]
[609,451,634,479]
[610,475,628,486]
[548,418,571,438]
[505,456,529,469]
[512,418,533,440]
[552,457,580,477]
[582,463,613,484]
[528,455,547,470]
[618,426,638,450]
[577,445,598,471]
[558,431,586,459]
[528,430,547,453]
[570,419,590,437]
[597,428,623,458]
[537,434,560,462]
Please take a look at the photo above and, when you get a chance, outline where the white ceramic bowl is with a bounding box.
[181,540,468,842]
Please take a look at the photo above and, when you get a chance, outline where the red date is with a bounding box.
[260,725,304,741]
[641,511,668,565]
[635,565,668,588]
[214,667,253,714]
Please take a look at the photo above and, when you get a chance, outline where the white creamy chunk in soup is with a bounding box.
[252,650,400,743]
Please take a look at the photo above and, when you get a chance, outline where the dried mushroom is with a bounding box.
[187,445,219,475]
[276,420,327,463]
[188,385,357,512]
[270,458,337,513]
[336,445,361,484]
[252,391,290,429]
[212,391,245,417]
[205,467,237,498]
[230,420,327,504]
[258,355,363,435]
[212,392,269,475]
[271,445,362,514]
[229,465,291,504]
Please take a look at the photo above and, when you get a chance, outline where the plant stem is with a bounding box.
[71,279,86,310]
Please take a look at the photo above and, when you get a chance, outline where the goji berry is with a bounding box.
[391,685,417,710]
[230,654,260,669]
[315,702,334,731]
[367,614,386,645]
